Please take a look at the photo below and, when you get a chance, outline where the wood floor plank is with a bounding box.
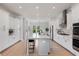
[0,40,73,56]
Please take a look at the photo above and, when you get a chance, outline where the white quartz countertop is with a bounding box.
[28,34,50,39]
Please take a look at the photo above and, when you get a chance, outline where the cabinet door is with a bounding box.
[38,39,50,56]
[0,9,9,51]
[71,4,79,23]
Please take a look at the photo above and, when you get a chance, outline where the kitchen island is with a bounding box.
[27,34,50,56]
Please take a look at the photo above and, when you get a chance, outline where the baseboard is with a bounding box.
[0,40,21,53]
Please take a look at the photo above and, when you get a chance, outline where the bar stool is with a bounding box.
[28,39,35,53]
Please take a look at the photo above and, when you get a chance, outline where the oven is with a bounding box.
[73,23,79,51]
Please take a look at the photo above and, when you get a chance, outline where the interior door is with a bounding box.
[52,25,53,40]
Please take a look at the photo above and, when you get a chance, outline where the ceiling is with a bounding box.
[0,3,74,19]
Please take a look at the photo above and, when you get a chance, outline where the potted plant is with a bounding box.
[37,26,40,35]
[33,26,36,33]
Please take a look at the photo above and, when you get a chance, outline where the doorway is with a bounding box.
[51,25,53,41]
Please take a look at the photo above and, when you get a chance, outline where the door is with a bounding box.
[51,25,53,40]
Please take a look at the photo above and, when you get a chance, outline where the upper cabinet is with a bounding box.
[0,9,9,39]
[71,4,79,23]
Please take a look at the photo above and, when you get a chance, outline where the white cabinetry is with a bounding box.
[9,16,20,42]
[71,4,79,23]
[38,39,50,56]
[54,4,79,55]
[0,9,21,52]
[0,9,9,51]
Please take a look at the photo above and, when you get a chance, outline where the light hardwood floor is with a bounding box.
[49,41,73,56]
[0,40,73,56]
[0,40,26,56]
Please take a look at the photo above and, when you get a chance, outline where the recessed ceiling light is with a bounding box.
[35,6,39,9]
[19,6,22,9]
[52,6,56,9]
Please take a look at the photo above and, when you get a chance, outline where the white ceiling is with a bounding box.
[0,3,74,19]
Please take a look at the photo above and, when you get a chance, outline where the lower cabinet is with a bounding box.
[28,39,50,56]
[38,39,50,56]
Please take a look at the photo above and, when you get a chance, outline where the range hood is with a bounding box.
[59,9,67,28]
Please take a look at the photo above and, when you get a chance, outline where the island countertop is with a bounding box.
[28,34,50,39]
[27,33,51,55]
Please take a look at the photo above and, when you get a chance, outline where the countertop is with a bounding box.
[28,34,50,39]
